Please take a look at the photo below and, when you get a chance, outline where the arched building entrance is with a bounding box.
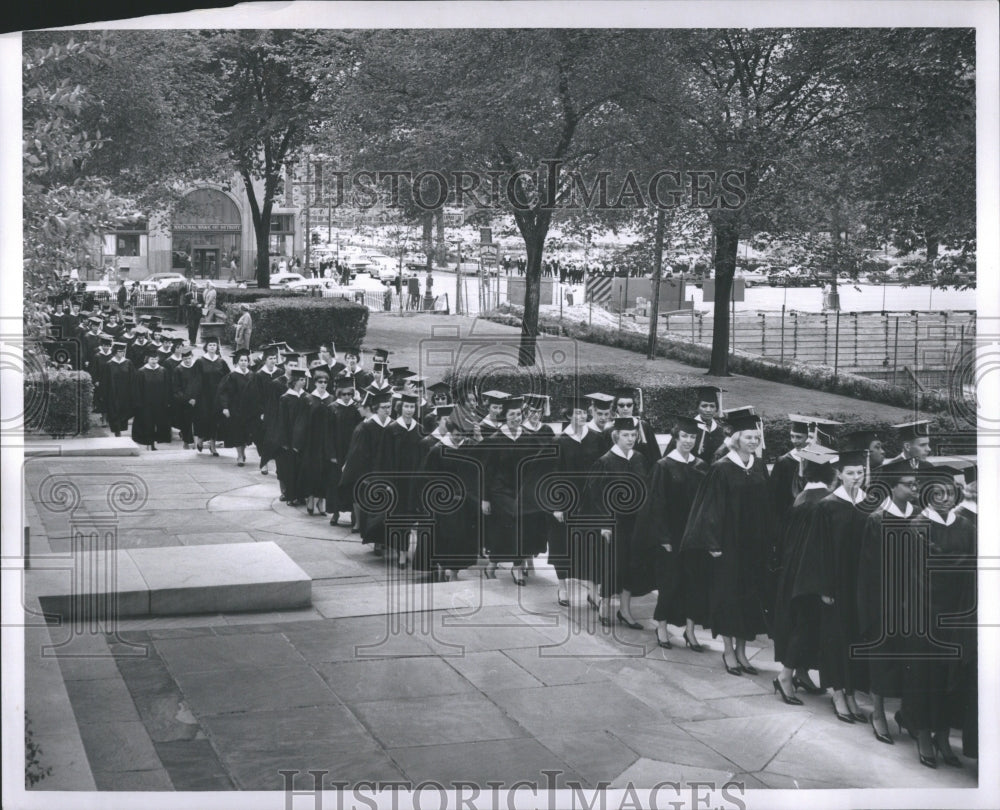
[172,188,242,279]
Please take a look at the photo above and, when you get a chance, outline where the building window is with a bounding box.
[116,234,141,257]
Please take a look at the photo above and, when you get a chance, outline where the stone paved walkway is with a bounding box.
[21,447,978,794]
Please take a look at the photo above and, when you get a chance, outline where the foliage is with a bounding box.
[222,298,369,351]
[25,714,52,787]
[216,287,300,305]
[24,371,94,438]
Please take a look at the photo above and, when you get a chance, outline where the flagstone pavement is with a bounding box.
[21,447,978,795]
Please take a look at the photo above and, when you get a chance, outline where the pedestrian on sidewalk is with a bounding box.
[235,304,253,352]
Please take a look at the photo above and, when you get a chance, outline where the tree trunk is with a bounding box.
[519,234,544,366]
[434,208,446,265]
[925,231,939,262]
[708,218,739,376]
[646,208,665,360]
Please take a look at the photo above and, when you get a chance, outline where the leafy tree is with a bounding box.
[194,30,357,288]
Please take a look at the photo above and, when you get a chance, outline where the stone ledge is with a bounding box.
[35,542,312,618]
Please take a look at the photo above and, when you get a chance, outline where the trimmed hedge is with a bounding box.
[24,371,93,438]
[482,305,953,414]
[444,365,973,463]
[224,298,369,351]
[216,287,300,306]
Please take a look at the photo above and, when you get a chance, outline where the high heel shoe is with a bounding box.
[832,698,855,724]
[869,713,894,745]
[894,710,917,740]
[682,629,704,652]
[511,569,526,586]
[773,678,803,706]
[792,674,824,695]
[738,662,760,676]
[482,562,497,580]
[196,440,203,452]
[586,594,600,611]
[918,744,938,769]
[722,653,742,677]
[849,710,867,723]
[654,627,672,649]
[933,735,961,767]
[616,611,643,630]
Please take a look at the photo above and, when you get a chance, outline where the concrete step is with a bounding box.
[32,541,311,618]
[25,435,141,457]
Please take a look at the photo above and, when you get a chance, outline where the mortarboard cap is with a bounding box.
[523,394,550,411]
[138,315,152,324]
[281,352,301,365]
[260,344,282,358]
[892,420,932,443]
[133,325,149,335]
[427,381,452,400]
[400,392,418,404]
[813,428,836,449]
[725,409,761,434]
[834,448,868,468]
[99,334,114,344]
[671,414,702,435]
[178,345,193,357]
[611,416,637,431]
[334,373,356,389]
[842,429,879,452]
[303,351,320,367]
[169,337,185,347]
[483,390,510,405]
[723,405,756,420]
[878,459,920,483]
[144,345,162,358]
[372,360,389,374]
[586,392,615,408]
[233,348,252,361]
[503,396,524,411]
[112,341,127,351]
[87,316,102,326]
[148,315,162,328]
[798,446,839,465]
[613,386,637,401]
[372,348,391,362]
[289,368,308,381]
[696,385,722,405]
[371,391,393,406]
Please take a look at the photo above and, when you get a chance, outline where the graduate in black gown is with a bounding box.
[767,416,813,523]
[585,416,651,628]
[252,347,285,474]
[342,347,373,393]
[663,386,726,465]
[276,369,308,504]
[547,397,610,607]
[949,464,977,759]
[518,394,557,577]
[612,387,661,467]
[131,346,172,450]
[477,391,507,440]
[193,338,229,455]
[384,392,424,567]
[481,396,540,583]
[161,338,185,374]
[583,392,614,455]
[631,415,709,651]
[803,446,873,724]
[900,466,977,769]
[126,326,152,369]
[770,446,838,708]
[170,346,200,448]
[102,341,134,437]
[329,375,363,525]
[91,334,114,423]
[294,367,337,515]
[341,390,395,554]
[414,417,483,580]
[217,349,257,466]
[681,411,775,676]
[855,460,921,747]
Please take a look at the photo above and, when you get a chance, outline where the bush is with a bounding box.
[25,714,51,787]
[216,287,299,306]
[156,287,181,307]
[481,307,952,414]
[24,371,93,439]
[224,298,369,351]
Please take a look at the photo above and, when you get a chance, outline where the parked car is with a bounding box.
[269,272,307,287]
[287,279,350,295]
[139,272,188,291]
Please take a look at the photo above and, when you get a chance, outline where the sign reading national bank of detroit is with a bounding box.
[178,223,242,232]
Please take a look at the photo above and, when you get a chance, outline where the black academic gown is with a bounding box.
[330,400,362,512]
[341,417,395,544]
[681,453,775,640]
[802,489,873,692]
[91,349,113,413]
[547,427,609,582]
[519,421,557,558]
[900,510,977,733]
[856,502,917,698]
[771,486,830,670]
[369,418,424,551]
[950,501,978,757]
[412,437,483,572]
[131,364,172,446]
[102,357,134,434]
[294,392,337,500]
[193,355,229,441]
[217,369,258,447]
[630,453,709,624]
[170,361,202,445]
[584,448,651,597]
[276,390,307,500]
[253,367,285,465]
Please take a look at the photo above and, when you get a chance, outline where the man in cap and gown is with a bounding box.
[294,366,337,515]
[276,368,309,504]
[328,373,363,525]
[91,334,115,422]
[170,345,201,448]
[341,390,396,554]
[252,346,286,474]
[884,420,935,471]
[103,341,135,437]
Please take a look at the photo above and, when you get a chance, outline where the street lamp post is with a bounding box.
[451,238,463,315]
